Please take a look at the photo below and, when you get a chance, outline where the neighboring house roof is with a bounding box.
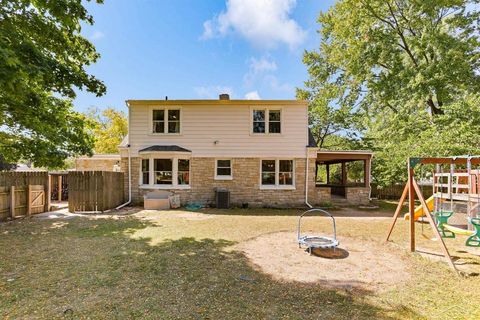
[119,134,129,148]
[14,164,45,172]
[126,99,308,107]
[139,145,192,153]
[76,154,121,160]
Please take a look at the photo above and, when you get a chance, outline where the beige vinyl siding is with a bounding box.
[128,103,308,157]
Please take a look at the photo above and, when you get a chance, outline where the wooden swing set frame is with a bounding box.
[385,157,480,272]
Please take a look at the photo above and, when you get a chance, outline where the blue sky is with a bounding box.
[74,0,335,113]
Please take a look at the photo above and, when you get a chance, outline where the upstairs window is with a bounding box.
[252,109,281,134]
[152,110,165,133]
[269,110,281,133]
[168,110,180,133]
[253,110,266,133]
[152,109,181,134]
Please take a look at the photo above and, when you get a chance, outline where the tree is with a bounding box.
[0,154,16,171]
[297,89,359,149]
[0,0,106,168]
[301,0,480,185]
[86,107,128,154]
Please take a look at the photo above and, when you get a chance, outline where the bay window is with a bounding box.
[177,159,190,185]
[141,159,150,185]
[140,156,190,188]
[154,159,173,185]
[261,159,294,188]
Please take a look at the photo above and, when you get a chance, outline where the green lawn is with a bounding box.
[1,205,479,319]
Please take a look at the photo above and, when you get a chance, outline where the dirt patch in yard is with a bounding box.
[236,231,411,292]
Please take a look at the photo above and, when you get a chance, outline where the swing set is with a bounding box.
[386,156,480,272]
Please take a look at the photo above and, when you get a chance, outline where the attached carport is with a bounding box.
[314,150,373,204]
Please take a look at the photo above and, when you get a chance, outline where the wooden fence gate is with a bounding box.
[68,171,124,212]
[50,172,69,201]
[0,172,49,220]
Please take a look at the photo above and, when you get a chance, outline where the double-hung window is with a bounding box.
[261,159,294,188]
[177,159,190,185]
[141,159,150,185]
[215,159,232,180]
[261,160,276,185]
[152,109,181,134]
[252,109,281,134]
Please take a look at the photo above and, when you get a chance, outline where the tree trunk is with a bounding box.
[427,98,443,115]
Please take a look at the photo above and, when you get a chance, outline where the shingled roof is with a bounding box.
[138,145,191,153]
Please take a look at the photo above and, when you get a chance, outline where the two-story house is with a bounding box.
[118,94,372,207]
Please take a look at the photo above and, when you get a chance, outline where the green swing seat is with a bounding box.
[433,211,480,247]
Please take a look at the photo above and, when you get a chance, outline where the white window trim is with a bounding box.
[214,158,233,180]
[250,106,284,135]
[150,107,182,135]
[259,158,295,190]
[139,154,191,189]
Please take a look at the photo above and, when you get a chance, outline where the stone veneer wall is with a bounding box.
[120,156,371,207]
[345,187,370,205]
[121,157,308,207]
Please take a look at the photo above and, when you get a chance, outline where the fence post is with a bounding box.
[10,186,15,218]
[45,174,51,212]
[27,184,32,216]
[58,175,62,202]
[68,172,74,213]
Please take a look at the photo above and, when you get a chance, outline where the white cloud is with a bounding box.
[264,75,294,94]
[244,56,277,86]
[194,86,234,99]
[90,30,105,40]
[244,91,261,100]
[201,0,306,49]
[249,57,277,74]
[201,20,215,40]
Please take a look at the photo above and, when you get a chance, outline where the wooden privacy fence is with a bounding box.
[371,183,433,200]
[0,172,49,220]
[68,171,124,212]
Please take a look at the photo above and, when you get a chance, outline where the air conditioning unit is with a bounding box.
[215,188,230,209]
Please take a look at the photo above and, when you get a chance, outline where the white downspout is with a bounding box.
[305,148,312,208]
[116,100,132,209]
[116,147,131,209]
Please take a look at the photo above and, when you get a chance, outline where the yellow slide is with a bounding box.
[404,195,435,221]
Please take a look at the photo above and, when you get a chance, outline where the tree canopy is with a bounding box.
[86,107,128,154]
[299,0,480,185]
[0,0,105,168]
